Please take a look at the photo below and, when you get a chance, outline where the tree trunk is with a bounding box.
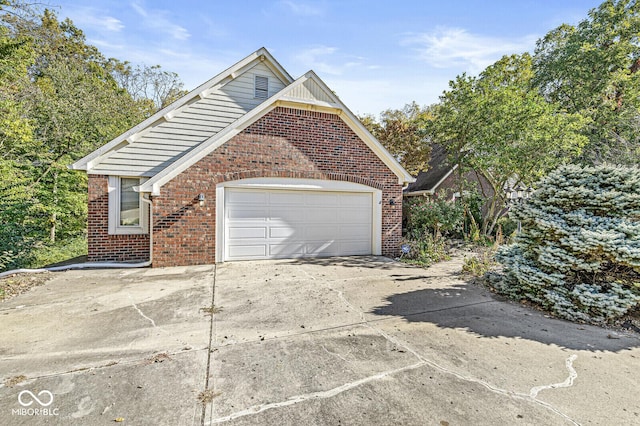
[50,171,58,243]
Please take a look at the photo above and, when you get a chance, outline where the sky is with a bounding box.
[47,0,602,116]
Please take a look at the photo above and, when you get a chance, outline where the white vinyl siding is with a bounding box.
[224,188,373,261]
[92,63,286,177]
[108,176,149,235]
[286,78,334,103]
[219,62,285,111]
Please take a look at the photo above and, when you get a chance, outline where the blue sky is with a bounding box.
[49,0,602,116]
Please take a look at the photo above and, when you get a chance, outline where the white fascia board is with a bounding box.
[403,189,435,197]
[71,48,293,172]
[276,98,342,113]
[431,164,459,192]
[87,169,155,178]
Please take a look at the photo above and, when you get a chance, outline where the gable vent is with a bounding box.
[254,75,269,99]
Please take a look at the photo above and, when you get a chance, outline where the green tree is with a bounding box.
[360,102,432,175]
[107,60,187,112]
[16,10,148,244]
[533,0,640,164]
[429,54,588,236]
[0,5,186,270]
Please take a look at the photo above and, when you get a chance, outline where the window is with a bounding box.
[120,178,140,226]
[254,75,268,99]
[108,176,149,235]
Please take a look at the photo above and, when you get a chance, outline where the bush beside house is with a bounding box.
[492,164,640,324]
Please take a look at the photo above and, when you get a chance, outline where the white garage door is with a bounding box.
[224,188,373,260]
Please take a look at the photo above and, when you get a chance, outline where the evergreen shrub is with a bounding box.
[493,164,640,324]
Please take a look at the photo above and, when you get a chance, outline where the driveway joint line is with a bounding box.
[0,347,208,384]
[200,265,218,426]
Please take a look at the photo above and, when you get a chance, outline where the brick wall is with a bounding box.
[87,175,150,262]
[92,107,403,267]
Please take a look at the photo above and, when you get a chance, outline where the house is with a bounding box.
[403,144,493,201]
[71,48,413,267]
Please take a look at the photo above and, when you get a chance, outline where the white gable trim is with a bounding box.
[138,71,413,195]
[70,47,293,172]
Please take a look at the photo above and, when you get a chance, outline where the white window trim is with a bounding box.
[215,178,382,263]
[108,176,149,235]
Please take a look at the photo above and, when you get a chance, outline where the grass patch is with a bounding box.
[25,235,88,269]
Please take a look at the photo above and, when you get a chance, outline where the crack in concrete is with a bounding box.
[127,294,156,327]
[529,354,578,398]
[207,264,580,425]
[322,273,581,426]
[320,344,349,362]
[207,361,427,424]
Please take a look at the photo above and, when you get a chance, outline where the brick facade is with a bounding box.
[87,175,150,262]
[89,107,403,267]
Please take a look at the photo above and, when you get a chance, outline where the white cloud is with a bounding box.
[61,7,124,33]
[293,46,368,76]
[131,2,190,41]
[402,26,537,73]
[279,0,325,17]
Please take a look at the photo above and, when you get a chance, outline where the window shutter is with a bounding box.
[255,75,268,99]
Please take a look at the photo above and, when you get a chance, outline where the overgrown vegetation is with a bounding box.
[403,196,465,238]
[401,193,491,266]
[0,2,183,271]
[491,164,640,324]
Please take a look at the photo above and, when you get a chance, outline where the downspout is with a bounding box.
[140,194,153,265]
[0,194,155,279]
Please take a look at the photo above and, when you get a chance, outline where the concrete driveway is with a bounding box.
[1,257,639,425]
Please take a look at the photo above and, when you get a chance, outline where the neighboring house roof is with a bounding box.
[71,48,414,195]
[404,144,457,196]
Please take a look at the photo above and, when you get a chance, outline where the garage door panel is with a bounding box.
[342,193,372,207]
[305,192,340,206]
[305,208,338,222]
[305,241,339,256]
[341,240,371,255]
[227,190,268,204]
[269,226,297,239]
[305,225,338,239]
[228,227,267,239]
[225,187,373,261]
[228,244,267,258]
[228,208,268,220]
[337,208,370,223]
[269,207,307,222]
[269,192,302,205]
[269,242,305,256]
[339,224,371,239]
